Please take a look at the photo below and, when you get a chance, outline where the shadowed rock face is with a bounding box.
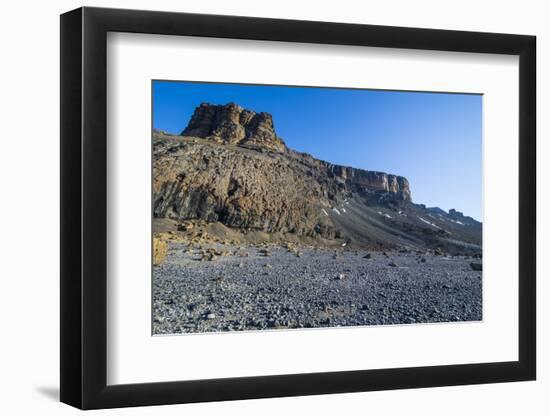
[323,163,411,202]
[181,102,286,153]
[153,103,480,252]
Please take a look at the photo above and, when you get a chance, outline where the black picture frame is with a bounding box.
[60,6,536,410]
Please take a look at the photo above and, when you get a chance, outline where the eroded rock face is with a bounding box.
[153,135,337,237]
[153,140,411,238]
[323,163,411,202]
[153,103,414,238]
[152,103,485,252]
[181,102,286,153]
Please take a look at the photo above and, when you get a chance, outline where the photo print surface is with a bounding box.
[152,81,483,335]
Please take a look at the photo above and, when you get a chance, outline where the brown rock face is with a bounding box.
[181,102,286,153]
[152,103,484,252]
[153,237,168,265]
[153,143,411,239]
[152,102,413,238]
[153,135,337,236]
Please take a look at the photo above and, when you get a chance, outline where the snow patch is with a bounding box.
[419,217,441,229]
[332,208,341,215]
[321,208,329,217]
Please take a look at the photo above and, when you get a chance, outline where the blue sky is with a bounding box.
[153,81,482,221]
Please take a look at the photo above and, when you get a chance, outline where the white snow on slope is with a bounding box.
[419,217,441,229]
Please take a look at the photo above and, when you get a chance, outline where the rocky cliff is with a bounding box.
[179,103,410,199]
[181,102,286,153]
[154,103,410,236]
[153,103,480,252]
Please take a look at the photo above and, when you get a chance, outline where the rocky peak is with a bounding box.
[181,102,286,153]
[448,208,478,224]
[448,209,464,218]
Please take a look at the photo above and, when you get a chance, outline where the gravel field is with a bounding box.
[153,243,482,334]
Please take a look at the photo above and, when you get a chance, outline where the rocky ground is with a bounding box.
[153,241,482,334]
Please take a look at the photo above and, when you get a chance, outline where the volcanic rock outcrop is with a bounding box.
[153,103,481,253]
[181,102,286,153]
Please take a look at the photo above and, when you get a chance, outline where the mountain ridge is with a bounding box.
[153,103,481,254]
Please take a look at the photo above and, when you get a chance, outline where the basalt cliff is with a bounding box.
[153,103,481,253]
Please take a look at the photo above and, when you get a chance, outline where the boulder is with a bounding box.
[153,237,168,265]
[470,262,482,271]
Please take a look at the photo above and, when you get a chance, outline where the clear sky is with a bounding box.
[153,80,482,221]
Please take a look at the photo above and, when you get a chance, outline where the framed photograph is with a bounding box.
[60,7,536,409]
